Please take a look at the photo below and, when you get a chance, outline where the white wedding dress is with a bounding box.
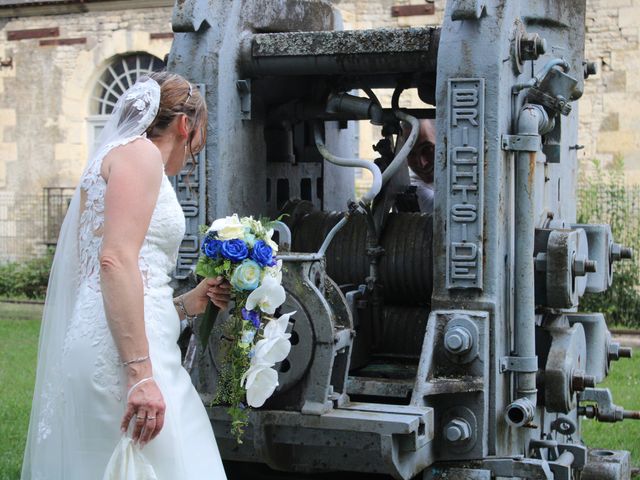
[22,132,226,480]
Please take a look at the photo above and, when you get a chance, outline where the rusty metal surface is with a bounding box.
[6,26,58,40]
[391,4,435,17]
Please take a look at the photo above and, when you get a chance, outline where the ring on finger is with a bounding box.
[146,416,156,420]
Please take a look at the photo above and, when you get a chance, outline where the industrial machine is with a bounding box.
[168,0,639,478]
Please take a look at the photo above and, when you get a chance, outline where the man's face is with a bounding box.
[407,120,435,184]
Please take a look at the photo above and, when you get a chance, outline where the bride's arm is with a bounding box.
[99,140,165,445]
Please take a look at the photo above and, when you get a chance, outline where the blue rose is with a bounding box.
[230,259,262,291]
[202,238,222,259]
[221,239,249,262]
[242,307,261,328]
[251,240,275,267]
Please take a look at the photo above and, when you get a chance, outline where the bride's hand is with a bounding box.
[121,376,166,446]
[185,277,231,313]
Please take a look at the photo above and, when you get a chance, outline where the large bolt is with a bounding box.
[611,243,634,262]
[444,326,473,355]
[619,347,633,358]
[621,247,633,260]
[573,257,596,276]
[444,418,471,443]
[520,33,547,61]
[579,405,597,419]
[610,343,633,361]
[572,372,596,392]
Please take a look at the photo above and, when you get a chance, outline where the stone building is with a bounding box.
[0,0,639,260]
[0,0,174,259]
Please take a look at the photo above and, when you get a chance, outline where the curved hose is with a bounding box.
[317,217,348,256]
[381,111,419,185]
[313,121,382,205]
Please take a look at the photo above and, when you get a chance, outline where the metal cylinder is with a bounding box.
[292,211,433,305]
[241,27,440,77]
[505,397,536,427]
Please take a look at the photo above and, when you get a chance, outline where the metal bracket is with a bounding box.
[451,0,487,21]
[236,79,252,120]
[500,355,538,373]
[501,134,541,152]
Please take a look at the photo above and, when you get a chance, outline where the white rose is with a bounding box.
[209,214,245,240]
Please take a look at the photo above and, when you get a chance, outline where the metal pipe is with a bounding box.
[512,103,549,424]
[555,451,575,467]
[505,397,536,428]
[272,221,292,249]
[313,122,382,205]
[317,217,349,257]
[510,58,570,132]
[381,111,419,185]
[512,58,571,94]
[326,93,384,126]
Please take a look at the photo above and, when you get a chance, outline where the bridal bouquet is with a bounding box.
[195,214,293,442]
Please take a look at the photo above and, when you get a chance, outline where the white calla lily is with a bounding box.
[245,275,286,315]
[240,362,279,408]
[253,336,291,364]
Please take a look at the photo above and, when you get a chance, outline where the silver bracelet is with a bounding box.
[174,295,198,327]
[122,355,150,367]
[127,377,154,401]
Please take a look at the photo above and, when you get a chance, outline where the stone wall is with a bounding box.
[0,6,173,259]
[581,0,640,180]
[0,8,172,192]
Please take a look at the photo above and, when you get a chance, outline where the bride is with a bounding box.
[21,72,230,479]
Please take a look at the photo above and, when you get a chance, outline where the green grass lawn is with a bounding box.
[0,302,638,478]
[0,303,42,480]
[582,343,640,467]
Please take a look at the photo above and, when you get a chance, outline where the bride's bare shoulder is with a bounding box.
[101,137,162,181]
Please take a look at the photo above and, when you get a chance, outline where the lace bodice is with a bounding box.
[57,136,185,410]
[77,137,185,290]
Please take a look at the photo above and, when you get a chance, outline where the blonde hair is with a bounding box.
[145,71,208,160]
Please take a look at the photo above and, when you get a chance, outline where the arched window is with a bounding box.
[88,53,165,146]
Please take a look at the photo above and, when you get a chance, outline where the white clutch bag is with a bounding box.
[102,436,158,480]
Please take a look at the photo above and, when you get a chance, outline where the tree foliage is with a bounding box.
[578,158,640,328]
